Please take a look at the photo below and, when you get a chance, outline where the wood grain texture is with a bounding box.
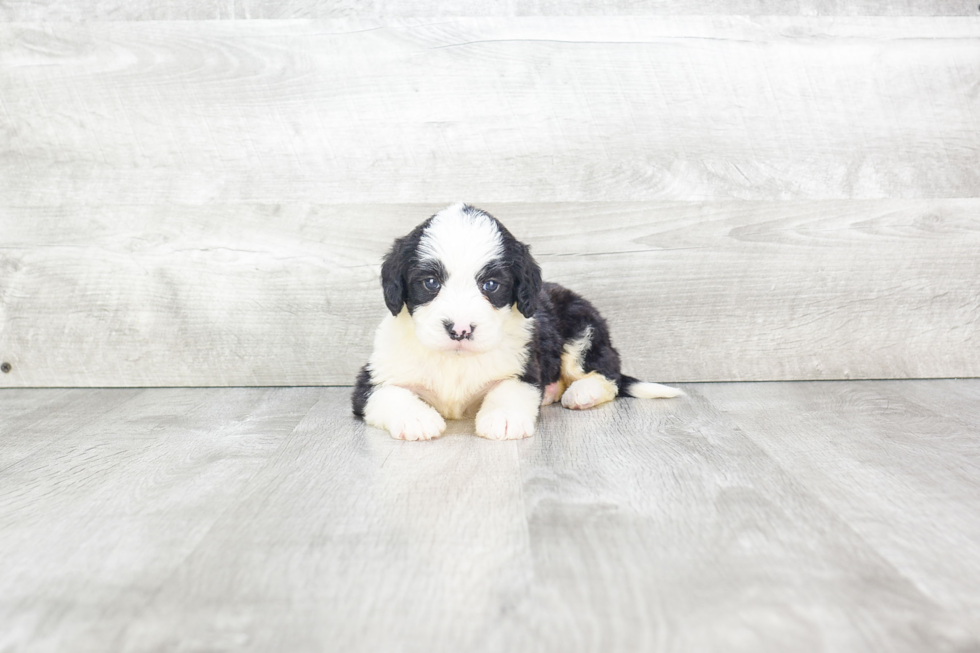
[118,393,530,653]
[1,381,979,651]
[0,388,142,468]
[495,383,980,651]
[0,387,322,652]
[1,200,977,387]
[699,380,980,630]
[2,18,979,205]
[1,0,976,20]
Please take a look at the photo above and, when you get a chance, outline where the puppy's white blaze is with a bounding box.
[418,203,503,280]
[369,307,534,420]
[475,379,541,440]
[625,382,684,399]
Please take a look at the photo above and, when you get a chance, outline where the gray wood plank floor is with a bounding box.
[1,380,978,652]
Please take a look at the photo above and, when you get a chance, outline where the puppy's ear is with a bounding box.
[513,242,542,318]
[380,236,412,316]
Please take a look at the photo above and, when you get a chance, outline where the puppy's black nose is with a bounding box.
[443,321,476,341]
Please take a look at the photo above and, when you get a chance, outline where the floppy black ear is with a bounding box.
[513,242,542,318]
[380,236,412,316]
[379,219,432,316]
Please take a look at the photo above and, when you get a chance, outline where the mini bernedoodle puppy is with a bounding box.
[352,203,681,440]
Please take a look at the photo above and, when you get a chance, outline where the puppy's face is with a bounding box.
[381,204,542,354]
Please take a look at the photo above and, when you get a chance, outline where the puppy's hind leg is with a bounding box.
[552,295,625,410]
[561,372,619,410]
[557,323,621,411]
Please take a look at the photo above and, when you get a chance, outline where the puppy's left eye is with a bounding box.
[423,278,441,291]
[482,280,500,293]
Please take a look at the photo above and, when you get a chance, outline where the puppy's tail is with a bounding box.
[618,375,684,399]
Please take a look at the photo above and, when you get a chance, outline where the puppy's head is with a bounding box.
[380,203,542,354]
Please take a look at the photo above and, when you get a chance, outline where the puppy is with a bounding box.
[352,203,681,440]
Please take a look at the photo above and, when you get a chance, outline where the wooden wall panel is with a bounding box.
[1,15,977,386]
[1,201,976,387]
[1,18,979,205]
[1,1,975,21]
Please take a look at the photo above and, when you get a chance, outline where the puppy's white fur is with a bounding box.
[363,385,446,441]
[622,381,684,399]
[475,378,541,440]
[562,374,619,410]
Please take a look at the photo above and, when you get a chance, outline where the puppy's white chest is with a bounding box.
[377,347,522,419]
[408,358,504,419]
[369,312,531,420]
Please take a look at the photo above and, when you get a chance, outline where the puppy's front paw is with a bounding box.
[388,407,446,441]
[475,409,536,440]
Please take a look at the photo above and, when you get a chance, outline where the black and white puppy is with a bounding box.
[352,203,681,440]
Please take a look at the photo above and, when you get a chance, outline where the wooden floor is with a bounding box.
[1,380,979,652]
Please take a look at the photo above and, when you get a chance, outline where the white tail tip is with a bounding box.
[627,382,684,399]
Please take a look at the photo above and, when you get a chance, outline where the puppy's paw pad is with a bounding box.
[475,410,535,440]
[389,410,446,441]
[561,377,615,410]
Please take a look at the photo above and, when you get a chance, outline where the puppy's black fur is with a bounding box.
[352,365,373,418]
[518,282,642,395]
[353,206,643,417]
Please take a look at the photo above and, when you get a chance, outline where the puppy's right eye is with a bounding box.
[423,278,440,291]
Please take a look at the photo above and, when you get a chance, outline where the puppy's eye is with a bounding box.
[482,280,500,293]
[423,278,440,291]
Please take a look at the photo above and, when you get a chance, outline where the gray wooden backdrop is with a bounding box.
[1,3,978,387]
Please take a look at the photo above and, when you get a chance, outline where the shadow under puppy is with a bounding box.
[353,203,681,440]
